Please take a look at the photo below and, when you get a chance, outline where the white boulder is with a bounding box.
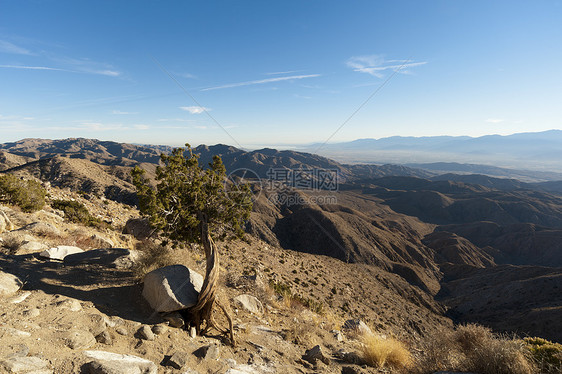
[39,245,83,261]
[142,265,203,313]
[82,350,157,374]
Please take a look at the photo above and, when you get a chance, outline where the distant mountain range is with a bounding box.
[302,130,562,174]
[1,137,562,341]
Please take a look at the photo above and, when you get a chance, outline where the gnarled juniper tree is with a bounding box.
[131,144,252,345]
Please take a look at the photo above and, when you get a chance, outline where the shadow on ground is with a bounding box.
[0,252,161,324]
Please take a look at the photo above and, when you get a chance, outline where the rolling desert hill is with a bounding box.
[1,137,561,343]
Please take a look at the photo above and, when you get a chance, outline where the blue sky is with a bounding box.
[1,0,561,149]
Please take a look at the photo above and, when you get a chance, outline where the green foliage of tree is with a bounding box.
[0,174,46,212]
[131,144,252,245]
[131,144,252,344]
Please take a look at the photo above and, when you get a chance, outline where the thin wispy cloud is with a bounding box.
[0,63,120,76]
[111,110,137,115]
[264,70,301,75]
[157,118,196,123]
[347,55,427,78]
[0,39,122,77]
[201,74,321,91]
[175,72,196,79]
[76,121,149,131]
[179,106,210,114]
[0,64,70,72]
[50,55,122,77]
[0,40,32,55]
[486,118,504,123]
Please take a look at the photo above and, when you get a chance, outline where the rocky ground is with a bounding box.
[0,186,436,374]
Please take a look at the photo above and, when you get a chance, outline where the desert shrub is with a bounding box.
[282,322,316,346]
[416,324,537,374]
[361,334,413,371]
[268,280,324,314]
[524,337,562,373]
[0,174,46,212]
[50,199,106,228]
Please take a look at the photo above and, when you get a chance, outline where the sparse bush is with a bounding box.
[50,199,107,228]
[416,324,537,374]
[524,337,562,373]
[132,240,176,280]
[361,334,413,371]
[282,323,316,346]
[0,174,46,212]
[268,280,324,314]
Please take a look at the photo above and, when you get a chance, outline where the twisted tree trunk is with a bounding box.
[187,218,234,345]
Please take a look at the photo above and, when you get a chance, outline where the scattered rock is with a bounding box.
[136,325,155,341]
[22,308,40,318]
[39,245,83,261]
[123,218,152,239]
[64,248,137,269]
[303,345,330,365]
[0,271,23,296]
[8,344,30,358]
[167,351,189,369]
[342,319,373,336]
[95,331,113,345]
[0,356,50,373]
[88,314,108,336]
[90,233,115,248]
[225,365,261,374]
[333,330,344,342]
[63,330,96,350]
[189,326,196,339]
[82,350,157,374]
[342,366,365,374]
[142,265,203,313]
[16,241,48,254]
[151,324,167,335]
[334,349,365,365]
[180,369,200,374]
[115,327,128,336]
[162,312,184,328]
[10,291,31,304]
[233,294,264,316]
[55,298,82,311]
[193,343,220,360]
[0,326,32,338]
[19,222,61,237]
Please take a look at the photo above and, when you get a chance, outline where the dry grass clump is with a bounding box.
[131,239,177,279]
[0,234,21,254]
[360,333,413,371]
[282,322,317,346]
[416,323,537,374]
